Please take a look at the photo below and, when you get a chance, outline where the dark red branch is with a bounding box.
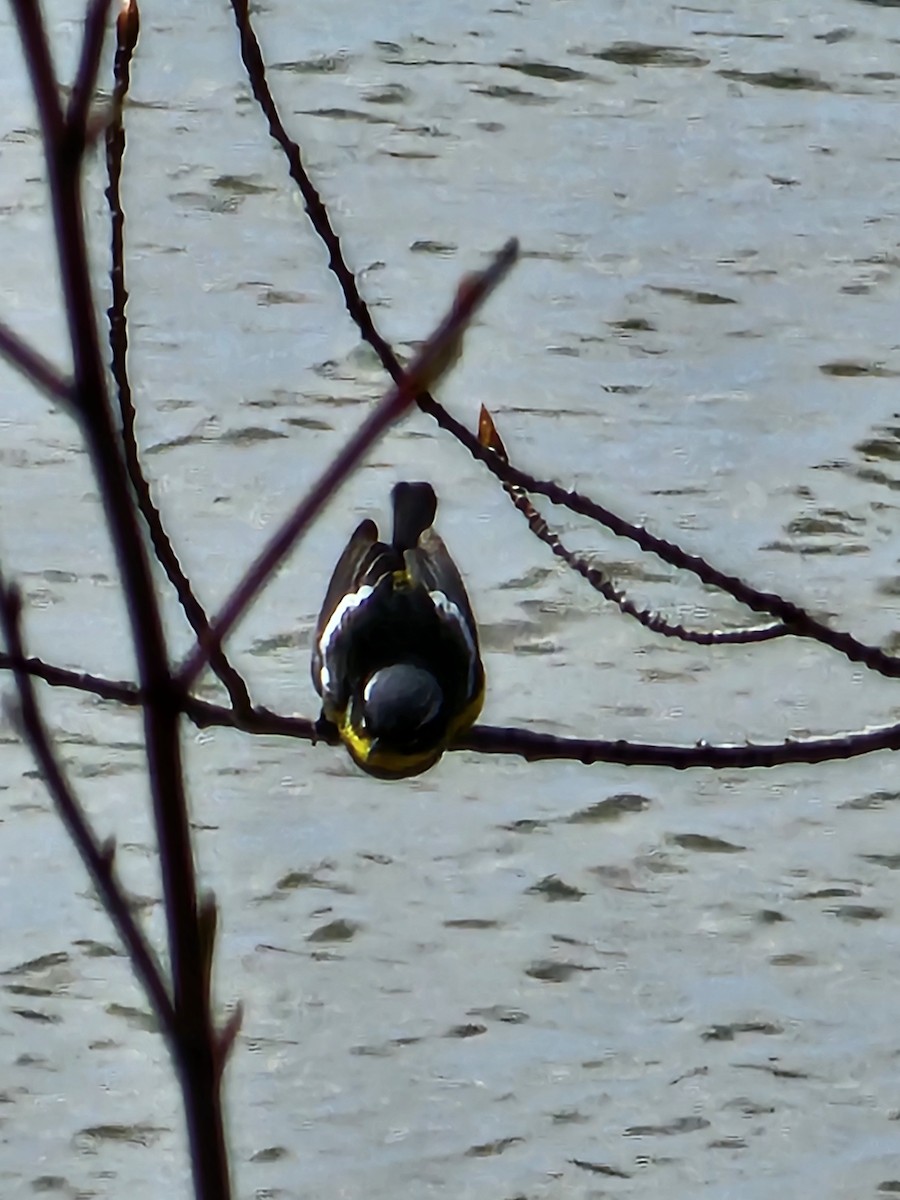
[66,0,115,136]
[11,2,232,1195]
[4,648,897,773]
[176,239,519,693]
[478,406,787,647]
[0,573,177,1035]
[103,0,251,716]
[0,318,71,404]
[226,0,900,684]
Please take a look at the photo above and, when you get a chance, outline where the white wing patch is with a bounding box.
[429,590,478,692]
[318,585,374,697]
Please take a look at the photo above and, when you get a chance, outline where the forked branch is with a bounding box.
[227,0,900,685]
[103,0,253,715]
[8,2,231,1196]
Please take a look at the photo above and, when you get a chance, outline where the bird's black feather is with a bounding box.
[312,482,483,777]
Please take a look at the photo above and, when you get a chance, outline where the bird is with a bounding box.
[311,481,484,779]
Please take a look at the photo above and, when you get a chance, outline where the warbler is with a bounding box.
[312,482,484,779]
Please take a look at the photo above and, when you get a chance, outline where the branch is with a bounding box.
[461,722,900,769]
[12,2,232,1193]
[227,1,900,685]
[0,571,176,1038]
[0,318,72,405]
[66,0,115,136]
[5,647,898,773]
[11,1,64,147]
[229,0,386,376]
[477,405,787,647]
[0,651,140,704]
[176,239,519,693]
[103,0,252,715]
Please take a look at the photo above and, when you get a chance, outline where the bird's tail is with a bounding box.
[391,482,437,552]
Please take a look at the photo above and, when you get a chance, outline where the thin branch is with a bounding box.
[0,571,176,1038]
[0,651,140,704]
[494,464,900,677]
[460,720,900,769]
[217,705,900,771]
[66,0,115,137]
[11,1,64,147]
[0,319,71,405]
[176,239,519,693]
[478,405,787,647]
[513,491,786,646]
[103,0,252,715]
[226,1,900,684]
[229,0,389,379]
[12,1,232,1193]
[4,647,898,773]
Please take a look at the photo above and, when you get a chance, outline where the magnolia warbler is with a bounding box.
[312,482,484,779]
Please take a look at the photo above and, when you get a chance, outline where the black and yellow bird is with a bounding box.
[312,482,484,779]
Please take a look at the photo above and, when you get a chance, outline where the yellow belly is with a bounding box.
[337,676,485,780]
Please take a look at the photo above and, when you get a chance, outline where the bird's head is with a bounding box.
[341,663,447,779]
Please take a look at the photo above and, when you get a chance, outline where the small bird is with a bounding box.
[312,482,484,779]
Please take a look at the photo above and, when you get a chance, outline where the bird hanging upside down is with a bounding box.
[312,482,485,779]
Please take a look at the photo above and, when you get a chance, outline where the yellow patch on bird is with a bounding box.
[444,679,485,744]
[337,710,439,779]
[333,671,485,780]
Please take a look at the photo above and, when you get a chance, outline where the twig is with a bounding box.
[12,2,65,147]
[477,405,787,647]
[5,647,899,772]
[460,721,900,769]
[0,571,176,1037]
[0,651,141,704]
[103,0,252,715]
[176,239,519,693]
[66,0,115,137]
[226,1,900,684]
[11,3,232,1196]
[228,0,387,377]
[0,319,72,405]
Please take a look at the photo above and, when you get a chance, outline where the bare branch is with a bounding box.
[66,0,116,137]
[10,0,65,147]
[12,1,234,1191]
[0,651,140,704]
[0,570,176,1038]
[176,239,519,693]
[103,0,251,715]
[478,406,788,647]
[3,645,896,773]
[228,0,391,379]
[227,1,900,685]
[0,319,71,405]
[461,721,900,770]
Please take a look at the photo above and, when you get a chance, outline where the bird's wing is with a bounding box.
[405,529,480,651]
[406,530,476,624]
[312,519,378,696]
[406,529,484,711]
